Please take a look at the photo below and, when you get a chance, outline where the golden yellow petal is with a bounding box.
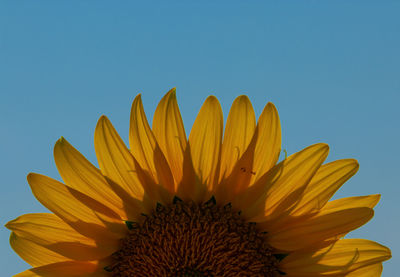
[345,263,383,277]
[129,94,175,193]
[272,194,380,243]
[238,143,329,220]
[97,113,173,210]
[176,143,205,202]
[188,96,223,190]
[9,232,68,267]
[94,115,145,212]
[152,88,187,187]
[54,137,126,219]
[323,195,381,212]
[292,159,359,215]
[281,239,391,276]
[6,213,116,261]
[219,95,256,181]
[251,102,281,185]
[27,173,125,242]
[215,127,258,203]
[14,261,105,277]
[268,207,374,251]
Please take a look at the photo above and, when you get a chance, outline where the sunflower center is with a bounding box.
[107,196,282,277]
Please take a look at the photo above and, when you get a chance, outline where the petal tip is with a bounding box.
[236,95,250,101]
[206,95,218,102]
[162,87,177,102]
[168,87,177,94]
[349,158,359,166]
[204,95,222,110]
[26,172,35,183]
[371,194,382,207]
[54,137,69,151]
[317,143,330,153]
[4,220,13,230]
[134,93,142,102]
[97,115,110,127]
[265,102,278,111]
[131,94,144,112]
[306,143,329,155]
[320,142,329,148]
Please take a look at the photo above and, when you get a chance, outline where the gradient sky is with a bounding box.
[1,1,399,276]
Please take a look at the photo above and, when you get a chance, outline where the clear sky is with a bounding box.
[1,1,399,276]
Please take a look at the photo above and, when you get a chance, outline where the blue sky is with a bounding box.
[1,1,399,276]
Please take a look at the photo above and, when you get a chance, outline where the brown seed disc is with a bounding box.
[108,197,282,277]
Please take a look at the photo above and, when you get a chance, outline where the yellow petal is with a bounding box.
[215,127,258,203]
[281,239,391,276]
[266,195,380,240]
[9,232,68,267]
[292,159,359,215]
[14,261,105,277]
[176,143,205,202]
[251,102,281,185]
[219,95,256,181]
[6,213,116,261]
[323,195,381,212]
[27,173,124,242]
[188,96,223,190]
[54,137,126,219]
[129,94,175,193]
[277,194,380,244]
[97,113,172,210]
[268,207,374,251]
[94,115,145,212]
[345,263,382,277]
[131,156,174,209]
[216,102,279,202]
[238,143,329,220]
[94,115,169,214]
[152,88,187,187]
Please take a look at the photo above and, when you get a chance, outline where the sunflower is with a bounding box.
[7,88,391,277]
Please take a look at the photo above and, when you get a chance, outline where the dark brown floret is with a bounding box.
[107,196,284,277]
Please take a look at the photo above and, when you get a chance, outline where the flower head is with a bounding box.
[7,88,391,276]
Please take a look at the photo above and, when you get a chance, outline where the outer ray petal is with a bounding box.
[129,94,175,193]
[271,194,381,232]
[285,263,383,277]
[251,102,281,185]
[268,208,374,251]
[152,88,187,187]
[323,195,381,211]
[215,127,259,203]
[27,173,125,242]
[238,143,329,220]
[9,232,68,267]
[176,142,205,202]
[219,95,256,181]
[188,96,223,190]
[54,137,126,219]
[267,194,382,247]
[281,239,391,276]
[96,115,172,211]
[216,102,279,201]
[292,159,359,215]
[14,261,106,277]
[94,115,145,210]
[345,263,383,277]
[6,213,115,261]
